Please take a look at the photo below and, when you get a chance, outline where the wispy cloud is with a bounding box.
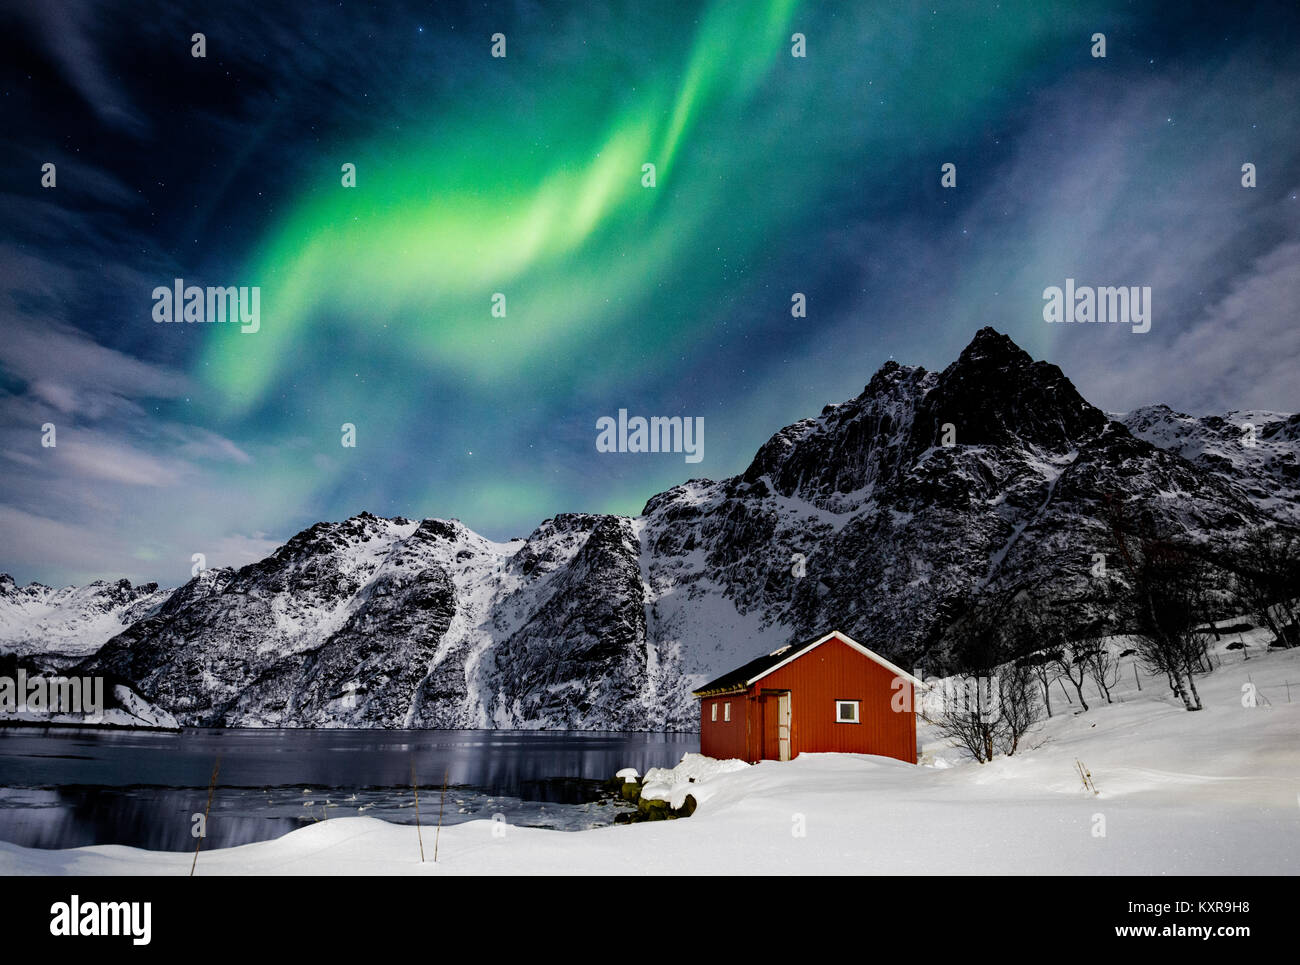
[11,0,148,134]
[1082,236,1300,412]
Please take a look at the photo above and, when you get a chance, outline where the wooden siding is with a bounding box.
[698,695,747,761]
[753,635,916,763]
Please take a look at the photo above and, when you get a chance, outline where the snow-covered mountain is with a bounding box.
[638,329,1283,678]
[6,328,1296,729]
[1122,405,1300,522]
[80,512,693,729]
[0,575,169,667]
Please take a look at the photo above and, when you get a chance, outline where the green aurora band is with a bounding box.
[189,0,1110,527]
[202,0,802,408]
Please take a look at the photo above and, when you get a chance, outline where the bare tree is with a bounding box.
[922,586,1041,761]
[1085,638,1121,704]
[1050,637,1092,712]
[996,658,1039,755]
[923,675,1002,764]
[1232,525,1300,649]
[1076,582,1123,704]
[1021,650,1060,717]
[997,592,1057,717]
[924,592,1005,762]
[1105,497,1213,712]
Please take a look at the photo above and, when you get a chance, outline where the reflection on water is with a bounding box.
[0,728,697,852]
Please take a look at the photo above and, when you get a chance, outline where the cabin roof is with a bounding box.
[691,630,924,697]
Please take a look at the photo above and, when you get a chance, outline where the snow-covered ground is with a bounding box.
[2,645,1296,875]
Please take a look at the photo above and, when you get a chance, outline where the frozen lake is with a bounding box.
[0,728,697,851]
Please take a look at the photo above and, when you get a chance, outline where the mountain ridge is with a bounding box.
[3,327,1296,729]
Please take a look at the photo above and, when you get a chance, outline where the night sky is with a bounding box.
[2,0,1298,587]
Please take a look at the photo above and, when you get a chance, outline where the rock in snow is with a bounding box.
[639,753,750,809]
[3,328,1297,730]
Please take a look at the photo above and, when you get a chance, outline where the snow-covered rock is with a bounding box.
[639,753,750,809]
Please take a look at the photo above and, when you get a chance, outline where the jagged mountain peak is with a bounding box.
[408,517,476,542]
[736,327,1112,506]
[954,325,1029,364]
[919,327,1108,452]
[525,512,614,540]
[862,357,926,395]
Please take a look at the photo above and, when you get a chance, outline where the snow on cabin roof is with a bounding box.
[691,630,924,697]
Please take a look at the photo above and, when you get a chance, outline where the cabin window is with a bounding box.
[711,703,717,722]
[836,700,860,723]
[724,702,731,722]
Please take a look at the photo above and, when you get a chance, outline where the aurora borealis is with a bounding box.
[3,0,1299,586]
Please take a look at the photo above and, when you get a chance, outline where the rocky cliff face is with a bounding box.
[7,328,1295,728]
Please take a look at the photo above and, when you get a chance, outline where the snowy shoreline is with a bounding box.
[2,647,1296,876]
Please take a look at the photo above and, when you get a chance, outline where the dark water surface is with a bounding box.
[0,728,697,852]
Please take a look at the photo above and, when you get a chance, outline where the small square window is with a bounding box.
[724,702,731,722]
[836,700,860,723]
[711,703,717,722]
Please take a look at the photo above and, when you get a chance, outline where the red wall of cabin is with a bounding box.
[748,635,916,764]
[698,695,747,761]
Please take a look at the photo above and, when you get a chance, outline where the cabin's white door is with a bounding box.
[777,693,791,761]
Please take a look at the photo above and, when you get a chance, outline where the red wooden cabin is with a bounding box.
[692,630,922,764]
